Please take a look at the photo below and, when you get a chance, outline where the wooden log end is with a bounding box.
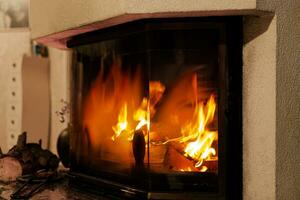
[0,157,22,182]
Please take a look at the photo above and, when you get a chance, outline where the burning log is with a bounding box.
[0,132,59,182]
[163,143,218,172]
[164,144,199,172]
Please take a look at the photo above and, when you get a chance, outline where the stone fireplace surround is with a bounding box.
[30,1,300,199]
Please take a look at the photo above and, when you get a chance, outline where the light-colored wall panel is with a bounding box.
[48,47,72,154]
[0,30,31,152]
[243,15,276,200]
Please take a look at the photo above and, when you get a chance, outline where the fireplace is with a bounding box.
[67,17,242,199]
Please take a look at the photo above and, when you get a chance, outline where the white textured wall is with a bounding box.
[0,30,31,152]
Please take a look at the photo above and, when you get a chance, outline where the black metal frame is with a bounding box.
[67,17,243,200]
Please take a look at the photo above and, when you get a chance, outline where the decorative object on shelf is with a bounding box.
[56,127,70,168]
[55,99,70,124]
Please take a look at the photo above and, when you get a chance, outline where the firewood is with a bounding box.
[17,132,27,149]
[0,132,59,182]
[0,157,22,182]
[164,145,199,172]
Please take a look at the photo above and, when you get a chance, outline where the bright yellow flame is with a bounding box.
[112,98,150,141]
[86,63,218,172]
[111,81,164,141]
[83,62,143,148]
[182,95,217,168]
[111,103,128,141]
[164,95,217,169]
[180,167,192,172]
[200,166,208,172]
[134,98,150,131]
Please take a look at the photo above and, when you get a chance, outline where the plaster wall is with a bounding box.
[0,30,31,152]
[256,1,300,199]
[243,15,276,200]
[48,48,71,154]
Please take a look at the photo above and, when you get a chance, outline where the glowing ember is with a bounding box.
[200,166,208,172]
[180,167,192,172]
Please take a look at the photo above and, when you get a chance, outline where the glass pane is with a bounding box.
[70,33,150,189]
[147,29,219,190]
[70,27,220,192]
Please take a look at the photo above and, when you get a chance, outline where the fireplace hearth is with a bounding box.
[67,17,242,200]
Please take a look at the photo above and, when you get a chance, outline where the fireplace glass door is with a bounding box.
[68,19,235,198]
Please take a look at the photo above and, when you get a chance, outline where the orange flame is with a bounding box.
[133,98,150,131]
[111,103,128,141]
[111,81,165,141]
[163,93,218,169]
[111,97,150,141]
[83,60,217,171]
[181,95,217,168]
[83,62,142,148]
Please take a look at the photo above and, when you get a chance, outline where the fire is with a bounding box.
[200,166,208,172]
[180,167,192,172]
[111,98,150,141]
[181,95,217,168]
[134,98,150,131]
[82,61,143,148]
[111,82,165,141]
[111,103,128,141]
[109,71,217,169]
[163,94,217,169]
[83,59,218,172]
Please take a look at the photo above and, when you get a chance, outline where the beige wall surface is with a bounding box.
[257,0,300,199]
[243,15,276,200]
[0,30,31,152]
[48,48,71,154]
